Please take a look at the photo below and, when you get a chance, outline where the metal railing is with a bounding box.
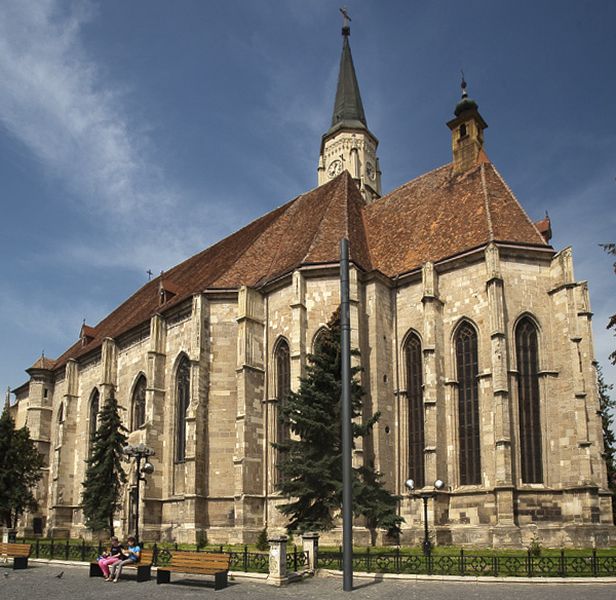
[317,548,616,578]
[22,540,308,574]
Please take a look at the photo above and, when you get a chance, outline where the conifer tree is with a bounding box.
[601,243,616,365]
[0,408,44,528]
[81,392,127,536]
[597,365,616,522]
[275,309,402,540]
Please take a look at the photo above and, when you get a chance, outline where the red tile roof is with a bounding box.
[28,356,56,371]
[52,162,550,369]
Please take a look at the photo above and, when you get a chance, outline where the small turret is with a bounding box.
[447,76,488,173]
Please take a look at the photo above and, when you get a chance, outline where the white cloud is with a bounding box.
[0,0,164,215]
[0,286,102,343]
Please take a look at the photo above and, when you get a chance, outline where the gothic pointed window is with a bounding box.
[131,375,147,430]
[88,389,99,448]
[455,321,481,485]
[175,356,190,463]
[274,339,291,486]
[312,328,328,355]
[516,317,543,483]
[405,332,425,488]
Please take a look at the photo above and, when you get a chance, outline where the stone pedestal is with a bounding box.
[267,535,288,586]
[302,532,319,571]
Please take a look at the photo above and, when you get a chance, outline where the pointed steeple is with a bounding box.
[328,23,367,134]
[318,10,381,202]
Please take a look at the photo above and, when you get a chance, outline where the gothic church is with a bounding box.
[8,22,614,548]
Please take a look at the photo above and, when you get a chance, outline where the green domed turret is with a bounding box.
[454,77,478,116]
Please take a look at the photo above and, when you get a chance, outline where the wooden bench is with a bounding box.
[0,543,31,569]
[89,548,153,582]
[156,551,231,590]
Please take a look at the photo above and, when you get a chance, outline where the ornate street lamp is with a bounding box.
[405,478,445,556]
[123,443,155,544]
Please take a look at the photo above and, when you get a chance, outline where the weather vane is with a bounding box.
[460,69,468,98]
[340,7,351,35]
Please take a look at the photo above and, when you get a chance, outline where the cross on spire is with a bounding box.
[339,7,351,36]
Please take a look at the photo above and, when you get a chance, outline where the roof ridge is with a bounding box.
[301,174,346,263]
[257,189,320,284]
[376,162,452,202]
[480,163,495,241]
[487,163,547,246]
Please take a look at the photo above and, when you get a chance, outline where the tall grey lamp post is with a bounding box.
[405,478,445,556]
[123,443,155,544]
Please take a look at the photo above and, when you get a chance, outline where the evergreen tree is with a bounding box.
[0,408,44,528]
[275,309,403,541]
[600,243,616,365]
[597,365,616,522]
[81,392,127,536]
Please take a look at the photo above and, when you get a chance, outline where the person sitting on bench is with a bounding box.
[98,536,126,580]
[109,537,140,583]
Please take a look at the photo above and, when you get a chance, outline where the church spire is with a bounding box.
[329,10,367,133]
[318,9,381,202]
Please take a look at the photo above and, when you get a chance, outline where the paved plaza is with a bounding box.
[1,562,615,600]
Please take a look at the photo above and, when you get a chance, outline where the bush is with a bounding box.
[255,528,269,551]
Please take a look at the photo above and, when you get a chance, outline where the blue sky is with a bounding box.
[1,1,615,403]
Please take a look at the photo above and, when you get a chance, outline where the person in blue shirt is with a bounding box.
[109,536,141,582]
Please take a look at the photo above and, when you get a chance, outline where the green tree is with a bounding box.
[601,243,616,365]
[275,309,403,542]
[597,365,616,522]
[81,392,128,536]
[0,408,44,528]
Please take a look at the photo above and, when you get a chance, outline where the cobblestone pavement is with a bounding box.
[1,562,615,600]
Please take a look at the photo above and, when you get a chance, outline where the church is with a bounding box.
[8,19,614,548]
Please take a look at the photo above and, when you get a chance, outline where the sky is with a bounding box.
[1,1,615,406]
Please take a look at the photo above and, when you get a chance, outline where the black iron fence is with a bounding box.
[22,540,309,574]
[317,548,616,578]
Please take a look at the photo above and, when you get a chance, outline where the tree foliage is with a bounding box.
[597,365,616,522]
[81,392,128,536]
[275,309,403,541]
[600,243,616,365]
[0,408,44,528]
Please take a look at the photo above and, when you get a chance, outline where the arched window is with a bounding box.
[88,389,99,446]
[175,356,191,463]
[455,321,481,485]
[516,317,543,483]
[274,339,291,487]
[131,375,147,430]
[312,328,328,355]
[276,340,291,445]
[405,332,425,488]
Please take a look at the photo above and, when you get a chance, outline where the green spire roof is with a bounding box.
[328,32,367,134]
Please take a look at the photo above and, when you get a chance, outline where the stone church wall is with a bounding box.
[8,245,614,547]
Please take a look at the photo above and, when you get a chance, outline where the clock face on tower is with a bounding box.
[365,161,376,181]
[327,159,343,179]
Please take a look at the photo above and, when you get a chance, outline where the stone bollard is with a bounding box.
[302,532,319,572]
[267,535,288,586]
